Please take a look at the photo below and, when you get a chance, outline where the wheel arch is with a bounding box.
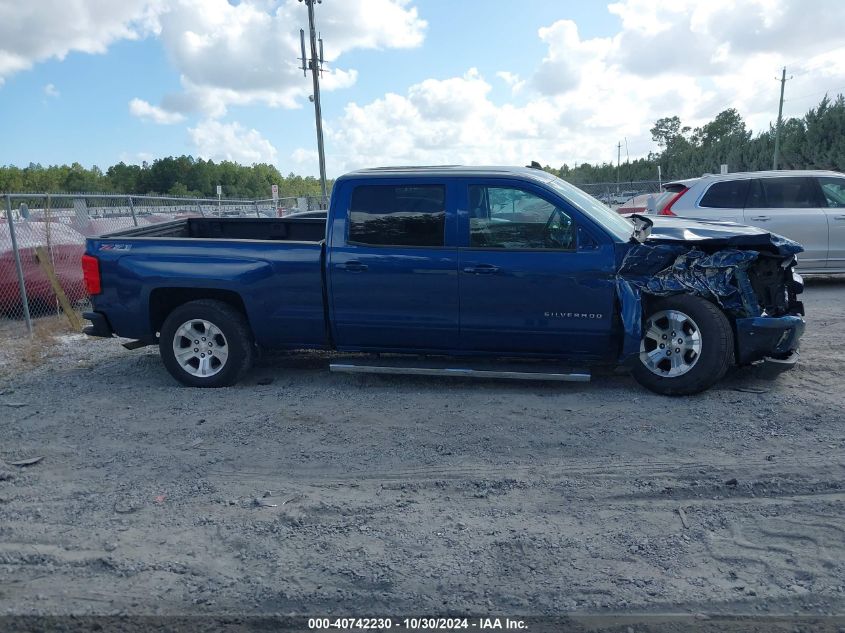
[149,287,249,337]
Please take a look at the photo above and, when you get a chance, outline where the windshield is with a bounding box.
[544,175,634,242]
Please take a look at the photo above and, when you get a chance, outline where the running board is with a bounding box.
[329,361,591,382]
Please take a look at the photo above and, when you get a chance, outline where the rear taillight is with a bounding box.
[658,188,687,216]
[81,254,101,295]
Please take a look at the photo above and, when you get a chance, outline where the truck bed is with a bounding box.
[88,217,328,349]
[106,217,326,243]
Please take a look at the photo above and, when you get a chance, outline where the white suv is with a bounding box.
[652,170,845,273]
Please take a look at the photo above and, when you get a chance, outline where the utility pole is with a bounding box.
[299,0,328,203]
[616,142,621,194]
[624,137,630,190]
[772,66,792,170]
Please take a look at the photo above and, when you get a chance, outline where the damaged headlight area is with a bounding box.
[616,235,805,361]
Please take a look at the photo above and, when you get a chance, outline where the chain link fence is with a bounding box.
[571,179,665,207]
[256,194,329,214]
[0,192,328,338]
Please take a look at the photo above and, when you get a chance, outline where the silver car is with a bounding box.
[651,170,845,273]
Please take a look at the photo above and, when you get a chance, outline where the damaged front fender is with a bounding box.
[615,223,804,362]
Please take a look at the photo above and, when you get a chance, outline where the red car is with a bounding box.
[0,221,86,315]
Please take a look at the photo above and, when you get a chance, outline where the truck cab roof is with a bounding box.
[338,165,554,181]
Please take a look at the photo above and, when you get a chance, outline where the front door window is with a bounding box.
[468,185,575,250]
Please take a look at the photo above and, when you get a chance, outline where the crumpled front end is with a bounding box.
[615,224,805,370]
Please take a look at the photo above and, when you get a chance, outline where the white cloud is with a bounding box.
[43,83,59,97]
[325,0,845,175]
[129,97,185,124]
[408,68,491,122]
[531,20,609,96]
[496,71,522,92]
[607,0,845,77]
[137,0,424,119]
[291,147,317,164]
[326,71,571,173]
[0,0,162,85]
[2,0,423,116]
[289,147,320,175]
[188,119,278,164]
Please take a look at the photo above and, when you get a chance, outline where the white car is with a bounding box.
[610,190,640,205]
[652,170,845,273]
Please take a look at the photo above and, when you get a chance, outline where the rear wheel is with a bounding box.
[159,299,254,387]
[631,295,733,396]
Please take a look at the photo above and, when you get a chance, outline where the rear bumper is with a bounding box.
[735,314,805,367]
[82,311,114,338]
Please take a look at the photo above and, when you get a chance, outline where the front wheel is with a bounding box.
[159,299,254,387]
[631,295,734,396]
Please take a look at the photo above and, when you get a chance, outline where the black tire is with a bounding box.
[631,295,734,396]
[159,299,254,387]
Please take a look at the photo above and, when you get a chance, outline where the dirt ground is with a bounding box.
[0,280,843,628]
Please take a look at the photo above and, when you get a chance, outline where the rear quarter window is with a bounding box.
[698,180,750,208]
[348,184,446,247]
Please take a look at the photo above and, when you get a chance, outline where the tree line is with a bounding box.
[1,94,843,196]
[553,93,845,184]
[0,156,329,199]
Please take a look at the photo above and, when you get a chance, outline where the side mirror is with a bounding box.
[19,203,30,220]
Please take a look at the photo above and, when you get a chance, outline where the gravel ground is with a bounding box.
[0,280,843,627]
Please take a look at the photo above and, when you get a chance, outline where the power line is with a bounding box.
[786,84,845,102]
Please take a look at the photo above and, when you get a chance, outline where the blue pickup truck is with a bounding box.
[82,166,805,395]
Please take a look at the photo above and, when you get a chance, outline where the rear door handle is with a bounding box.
[463,264,500,274]
[748,215,771,221]
[338,260,368,272]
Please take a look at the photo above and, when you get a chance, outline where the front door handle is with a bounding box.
[338,260,368,272]
[463,264,500,274]
[834,214,845,220]
[748,215,771,221]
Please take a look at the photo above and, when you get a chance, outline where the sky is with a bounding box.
[1,0,845,180]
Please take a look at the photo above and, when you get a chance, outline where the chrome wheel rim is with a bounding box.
[172,319,229,377]
[639,309,702,378]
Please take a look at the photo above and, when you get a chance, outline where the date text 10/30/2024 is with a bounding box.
[308,617,527,630]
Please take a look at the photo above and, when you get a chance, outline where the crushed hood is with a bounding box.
[630,214,803,257]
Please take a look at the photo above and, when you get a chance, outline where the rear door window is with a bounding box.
[698,179,750,208]
[746,177,818,209]
[817,176,845,208]
[348,184,446,247]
